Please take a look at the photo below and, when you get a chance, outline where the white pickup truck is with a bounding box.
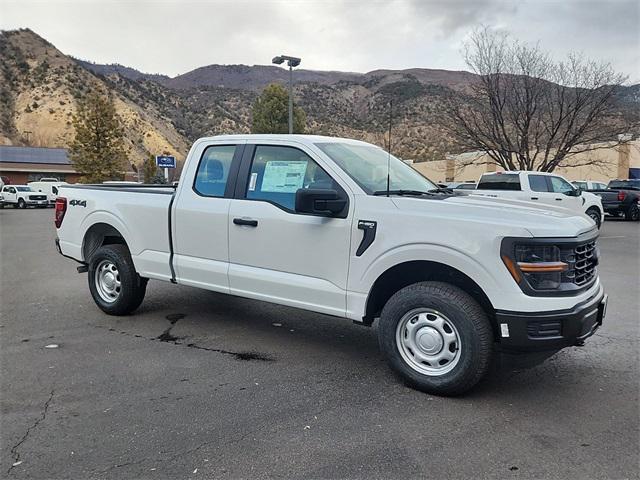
[474,171,605,228]
[55,135,607,395]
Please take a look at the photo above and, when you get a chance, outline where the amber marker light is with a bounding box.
[516,262,568,273]
[501,255,521,283]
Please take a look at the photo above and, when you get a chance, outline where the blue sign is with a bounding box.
[156,155,176,168]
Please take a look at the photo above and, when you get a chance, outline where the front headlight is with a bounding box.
[502,244,568,291]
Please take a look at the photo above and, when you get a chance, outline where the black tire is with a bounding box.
[378,281,493,396]
[586,207,602,229]
[88,244,148,315]
[624,202,639,221]
[17,198,26,209]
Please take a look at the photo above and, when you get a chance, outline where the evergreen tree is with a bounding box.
[142,153,160,183]
[69,91,128,182]
[251,83,306,134]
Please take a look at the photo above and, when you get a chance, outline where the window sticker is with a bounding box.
[248,172,258,191]
[261,161,307,193]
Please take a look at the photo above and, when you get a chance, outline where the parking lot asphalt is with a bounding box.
[1,208,638,479]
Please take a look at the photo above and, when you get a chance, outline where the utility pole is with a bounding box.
[272,55,301,134]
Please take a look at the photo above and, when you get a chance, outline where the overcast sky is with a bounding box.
[1,0,638,81]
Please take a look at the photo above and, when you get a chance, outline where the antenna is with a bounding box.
[386,100,392,197]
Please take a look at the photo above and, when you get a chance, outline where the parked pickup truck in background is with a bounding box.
[1,185,49,208]
[474,171,605,228]
[55,135,607,395]
[589,179,640,222]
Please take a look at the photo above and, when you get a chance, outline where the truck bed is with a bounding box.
[57,184,176,281]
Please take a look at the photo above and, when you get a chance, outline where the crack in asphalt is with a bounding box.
[7,389,55,475]
[90,314,274,362]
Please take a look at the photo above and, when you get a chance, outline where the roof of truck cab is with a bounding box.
[481,171,556,176]
[196,134,375,147]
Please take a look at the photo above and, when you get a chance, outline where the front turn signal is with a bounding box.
[516,261,568,273]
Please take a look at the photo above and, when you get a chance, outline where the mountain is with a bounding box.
[1,28,638,167]
[0,29,189,163]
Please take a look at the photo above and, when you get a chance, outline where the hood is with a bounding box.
[391,194,595,238]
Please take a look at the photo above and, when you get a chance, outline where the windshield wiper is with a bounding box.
[373,189,435,197]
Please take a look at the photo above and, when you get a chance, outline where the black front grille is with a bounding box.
[29,195,47,201]
[561,240,598,287]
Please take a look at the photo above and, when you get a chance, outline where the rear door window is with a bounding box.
[476,174,521,190]
[193,145,237,197]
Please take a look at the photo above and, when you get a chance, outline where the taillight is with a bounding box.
[54,197,67,228]
[617,191,626,201]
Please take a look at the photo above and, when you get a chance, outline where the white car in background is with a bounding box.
[474,171,605,228]
[28,180,68,206]
[1,185,49,208]
[572,180,608,191]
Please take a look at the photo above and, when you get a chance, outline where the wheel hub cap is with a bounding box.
[95,260,121,303]
[416,326,443,355]
[395,308,462,376]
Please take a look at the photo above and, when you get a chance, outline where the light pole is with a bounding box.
[272,55,301,134]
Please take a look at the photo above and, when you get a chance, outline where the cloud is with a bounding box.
[0,0,637,79]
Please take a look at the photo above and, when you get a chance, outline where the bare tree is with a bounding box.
[441,27,635,172]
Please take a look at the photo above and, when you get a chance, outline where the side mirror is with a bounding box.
[295,189,346,217]
[566,187,581,196]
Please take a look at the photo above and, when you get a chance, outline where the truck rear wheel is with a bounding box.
[624,203,639,221]
[378,281,492,396]
[88,244,147,315]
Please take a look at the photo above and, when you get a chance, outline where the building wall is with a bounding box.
[413,141,640,183]
[0,169,81,185]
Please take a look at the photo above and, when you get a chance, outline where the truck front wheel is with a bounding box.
[88,244,147,315]
[378,281,492,396]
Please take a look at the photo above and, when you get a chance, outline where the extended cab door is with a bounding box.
[172,142,245,292]
[227,143,353,317]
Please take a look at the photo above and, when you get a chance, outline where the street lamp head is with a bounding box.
[272,55,301,68]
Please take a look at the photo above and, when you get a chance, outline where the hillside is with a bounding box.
[0,29,189,164]
[1,28,638,166]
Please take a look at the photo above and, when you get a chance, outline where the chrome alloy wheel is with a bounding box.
[395,308,462,376]
[95,260,121,303]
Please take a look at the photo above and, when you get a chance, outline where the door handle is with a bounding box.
[555,198,563,201]
[233,218,258,227]
[530,197,539,200]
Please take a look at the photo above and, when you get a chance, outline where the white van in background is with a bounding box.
[28,180,68,206]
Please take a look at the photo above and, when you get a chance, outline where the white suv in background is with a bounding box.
[474,171,605,228]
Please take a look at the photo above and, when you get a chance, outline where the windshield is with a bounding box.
[315,142,437,194]
[16,187,33,192]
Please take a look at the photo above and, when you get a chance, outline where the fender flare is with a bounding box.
[80,210,134,261]
[357,243,509,308]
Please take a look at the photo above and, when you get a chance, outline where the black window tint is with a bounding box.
[529,175,550,192]
[246,145,337,211]
[194,145,236,197]
[476,174,521,190]
[52,186,58,195]
[609,180,640,190]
